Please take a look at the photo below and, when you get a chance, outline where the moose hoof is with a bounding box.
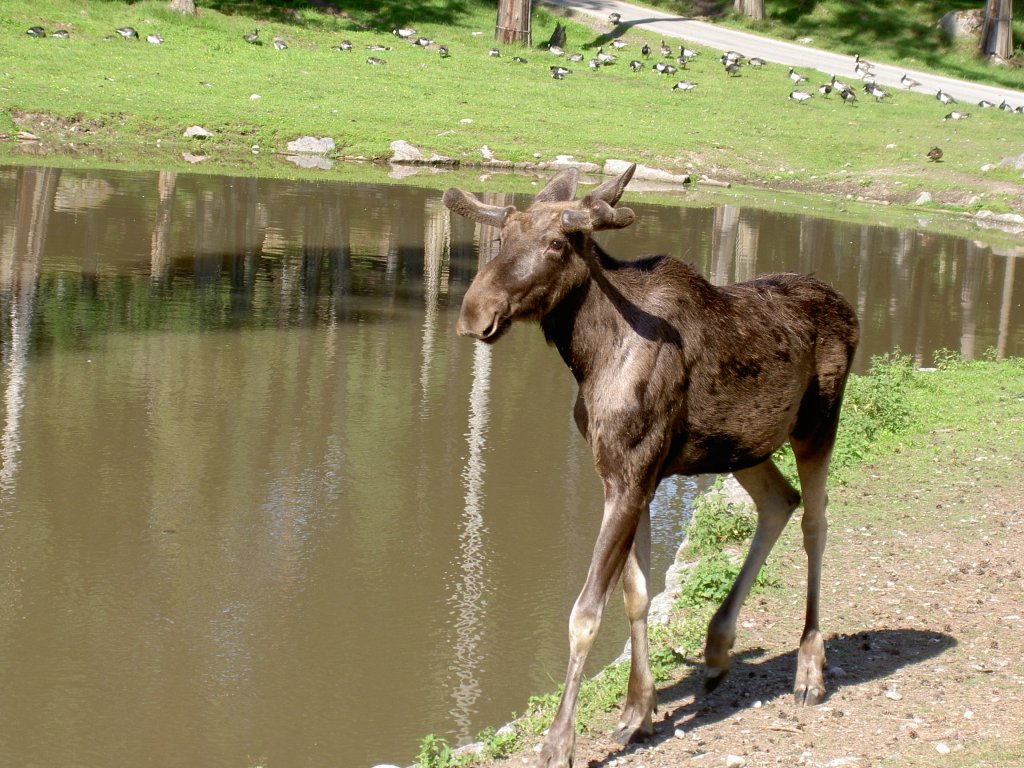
[702,667,729,696]
[794,680,826,706]
[611,710,653,745]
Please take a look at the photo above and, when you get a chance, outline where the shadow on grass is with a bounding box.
[587,627,956,767]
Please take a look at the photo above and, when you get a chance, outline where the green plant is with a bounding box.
[416,733,458,768]
[685,485,757,557]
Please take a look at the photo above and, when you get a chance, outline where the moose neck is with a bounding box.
[540,238,642,385]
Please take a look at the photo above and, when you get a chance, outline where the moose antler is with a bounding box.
[442,188,515,227]
[561,199,636,233]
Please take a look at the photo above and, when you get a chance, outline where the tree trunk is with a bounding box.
[169,0,197,15]
[980,0,1013,59]
[496,0,531,45]
[734,0,765,21]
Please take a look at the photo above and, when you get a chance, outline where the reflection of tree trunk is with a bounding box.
[996,254,1015,360]
[420,197,451,406]
[328,210,352,326]
[889,230,914,354]
[227,177,260,322]
[798,218,826,274]
[734,216,759,283]
[960,242,982,360]
[710,206,739,286]
[855,225,873,320]
[1,167,60,493]
[150,171,177,283]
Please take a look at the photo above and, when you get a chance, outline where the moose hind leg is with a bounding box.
[704,462,801,694]
[791,439,834,706]
[613,512,656,745]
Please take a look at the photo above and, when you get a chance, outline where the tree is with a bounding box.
[734,0,765,21]
[496,0,531,45]
[980,0,1014,60]
[169,0,196,14]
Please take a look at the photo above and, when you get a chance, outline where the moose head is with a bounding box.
[442,163,638,342]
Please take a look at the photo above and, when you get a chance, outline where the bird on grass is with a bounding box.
[936,89,956,105]
[488,47,500,57]
[243,29,260,45]
[723,61,740,77]
[818,82,833,97]
[789,90,812,103]
[52,29,70,38]
[596,47,615,64]
[672,80,697,91]
[366,56,386,65]
[512,56,528,64]
[978,99,996,108]
[367,43,391,51]
[660,40,671,57]
[840,88,857,105]
[548,45,564,56]
[438,45,449,58]
[608,12,621,25]
[27,25,46,37]
[611,38,628,50]
[551,65,571,80]
[147,34,164,45]
[332,40,353,51]
[273,37,287,50]
[653,62,677,75]
[681,46,699,59]
[116,26,139,40]
[568,52,583,62]
[629,59,643,72]
[748,56,766,68]
[927,146,943,162]
[393,27,416,39]
[641,42,651,58]
[788,67,807,83]
[414,37,433,47]
[944,110,970,120]
[864,81,889,101]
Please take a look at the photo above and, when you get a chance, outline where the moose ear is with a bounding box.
[443,188,514,227]
[530,167,579,205]
[581,163,636,208]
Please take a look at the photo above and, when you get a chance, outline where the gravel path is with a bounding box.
[550,0,1024,107]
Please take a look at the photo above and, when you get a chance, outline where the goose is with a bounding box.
[830,75,852,94]
[788,67,807,83]
[512,56,528,64]
[943,110,970,120]
[366,56,386,65]
[611,38,628,50]
[438,45,449,58]
[748,57,767,68]
[998,100,1013,112]
[789,90,812,103]
[724,50,745,62]
[659,40,671,57]
[392,27,416,39]
[978,99,996,108]
[147,33,164,45]
[608,12,621,25]
[596,47,615,64]
[568,52,583,62]
[900,73,922,89]
[818,82,833,97]
[840,88,857,104]
[333,40,353,51]
[273,37,287,50]
[116,26,139,40]
[52,29,70,38]
[863,81,888,100]
[681,46,699,59]
[723,61,740,76]
[414,37,433,47]
[936,89,955,105]
[1016,105,1024,114]
[629,59,643,72]
[675,55,689,68]
[854,62,875,79]
[853,53,873,69]
[672,79,697,91]
[548,45,564,56]
[243,28,260,45]
[588,58,601,70]
[653,62,677,75]
[488,47,500,57]
[27,26,46,37]
[720,52,740,66]
[641,42,651,58]
[927,146,943,162]
[366,43,391,51]
[551,66,571,80]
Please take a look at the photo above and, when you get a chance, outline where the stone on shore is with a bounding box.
[287,136,336,154]
[183,125,213,139]
[604,158,690,184]
[389,140,457,166]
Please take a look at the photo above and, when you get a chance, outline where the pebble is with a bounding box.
[674,727,686,739]
[884,689,903,700]
[725,756,746,768]
[936,742,951,754]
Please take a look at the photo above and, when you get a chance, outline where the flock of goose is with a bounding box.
[26,24,164,44]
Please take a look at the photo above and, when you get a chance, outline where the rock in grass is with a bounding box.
[287,136,336,154]
[183,125,213,139]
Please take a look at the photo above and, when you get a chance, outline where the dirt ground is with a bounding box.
[478,439,1024,767]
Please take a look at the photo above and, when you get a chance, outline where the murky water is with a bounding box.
[1,165,1020,767]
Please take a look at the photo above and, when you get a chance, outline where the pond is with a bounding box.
[0,165,1020,767]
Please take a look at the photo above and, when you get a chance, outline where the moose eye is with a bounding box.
[548,238,566,252]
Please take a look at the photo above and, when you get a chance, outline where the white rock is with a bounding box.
[674,728,686,739]
[604,158,689,184]
[390,139,425,162]
[914,191,933,206]
[183,125,213,139]
[287,136,335,154]
[936,742,951,754]
[725,755,746,768]
[249,93,261,100]
[884,689,903,700]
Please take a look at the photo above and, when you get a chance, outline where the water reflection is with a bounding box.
[0,165,1021,767]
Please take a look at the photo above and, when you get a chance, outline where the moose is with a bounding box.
[443,164,859,768]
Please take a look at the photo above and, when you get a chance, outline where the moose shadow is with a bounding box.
[584,627,956,767]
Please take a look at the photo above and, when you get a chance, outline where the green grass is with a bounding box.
[3,0,1024,210]
[641,0,1024,91]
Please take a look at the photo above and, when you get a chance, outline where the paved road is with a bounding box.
[550,0,1024,107]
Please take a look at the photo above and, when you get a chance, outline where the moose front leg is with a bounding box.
[613,510,656,745]
[533,488,645,768]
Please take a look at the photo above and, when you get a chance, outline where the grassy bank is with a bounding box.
[3,1,1024,213]
[415,353,1024,767]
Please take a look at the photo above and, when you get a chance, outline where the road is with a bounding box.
[550,0,1024,107]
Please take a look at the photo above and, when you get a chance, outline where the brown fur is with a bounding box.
[443,164,859,768]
